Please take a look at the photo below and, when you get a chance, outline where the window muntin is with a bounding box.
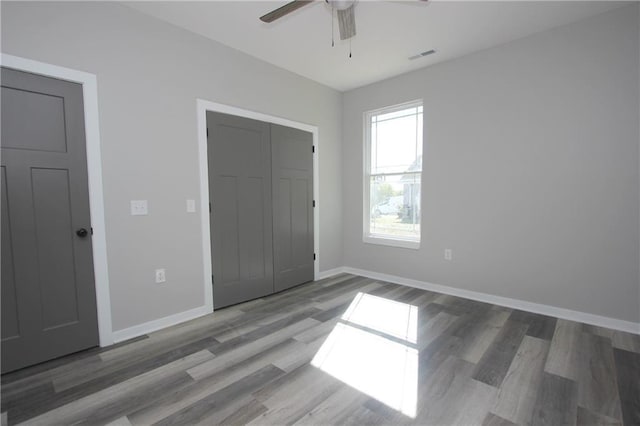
[365,102,422,247]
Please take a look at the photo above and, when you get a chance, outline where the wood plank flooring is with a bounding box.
[2,273,639,425]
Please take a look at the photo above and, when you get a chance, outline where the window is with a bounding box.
[364,101,423,248]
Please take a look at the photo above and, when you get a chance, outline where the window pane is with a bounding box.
[375,106,419,122]
[371,110,422,175]
[365,102,423,246]
[369,173,421,240]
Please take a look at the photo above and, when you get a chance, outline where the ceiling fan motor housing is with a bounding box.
[331,0,356,10]
[337,3,356,40]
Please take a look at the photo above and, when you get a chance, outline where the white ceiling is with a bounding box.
[126,1,627,91]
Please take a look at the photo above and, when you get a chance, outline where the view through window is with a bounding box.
[365,102,423,247]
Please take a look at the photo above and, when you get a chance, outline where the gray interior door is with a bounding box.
[1,67,99,373]
[207,112,274,308]
[271,125,314,292]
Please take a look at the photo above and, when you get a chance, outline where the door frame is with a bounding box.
[196,99,320,312]
[1,54,114,346]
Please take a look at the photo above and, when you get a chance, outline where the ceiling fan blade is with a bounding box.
[337,3,356,40]
[260,1,315,23]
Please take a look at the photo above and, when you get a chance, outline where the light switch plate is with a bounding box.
[186,199,196,213]
[444,249,453,261]
[155,268,166,283]
[131,200,148,216]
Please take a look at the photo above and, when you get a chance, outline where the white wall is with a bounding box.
[342,5,640,323]
[1,1,343,332]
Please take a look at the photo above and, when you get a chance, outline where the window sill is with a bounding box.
[363,235,420,250]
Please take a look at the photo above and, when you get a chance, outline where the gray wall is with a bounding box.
[1,2,343,331]
[342,5,640,323]
[2,1,638,331]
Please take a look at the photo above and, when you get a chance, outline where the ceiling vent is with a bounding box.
[409,49,436,60]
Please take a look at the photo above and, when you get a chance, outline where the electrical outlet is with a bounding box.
[444,249,453,261]
[155,268,166,283]
[131,200,148,216]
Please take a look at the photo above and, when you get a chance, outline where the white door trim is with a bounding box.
[1,53,114,346]
[196,99,320,311]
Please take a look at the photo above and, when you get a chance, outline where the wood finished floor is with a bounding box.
[2,274,639,425]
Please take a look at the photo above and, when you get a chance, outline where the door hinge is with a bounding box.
[206,127,209,138]
[90,227,94,235]
[312,200,316,208]
[209,202,212,213]
[312,145,315,153]
[212,275,214,284]
[313,253,316,261]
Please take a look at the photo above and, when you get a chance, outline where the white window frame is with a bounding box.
[363,100,423,250]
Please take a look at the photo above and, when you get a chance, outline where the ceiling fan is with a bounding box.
[260,1,429,41]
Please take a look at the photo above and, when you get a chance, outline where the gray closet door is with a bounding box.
[1,67,99,373]
[207,112,274,308]
[271,125,314,292]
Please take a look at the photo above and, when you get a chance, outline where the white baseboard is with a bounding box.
[317,267,349,280]
[111,304,213,343]
[319,266,639,335]
[111,265,638,345]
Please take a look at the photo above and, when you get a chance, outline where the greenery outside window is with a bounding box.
[364,101,423,249]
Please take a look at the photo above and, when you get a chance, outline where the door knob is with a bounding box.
[76,228,89,238]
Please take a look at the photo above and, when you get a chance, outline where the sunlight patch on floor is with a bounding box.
[312,292,418,418]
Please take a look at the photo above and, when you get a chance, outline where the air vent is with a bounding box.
[409,49,436,60]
